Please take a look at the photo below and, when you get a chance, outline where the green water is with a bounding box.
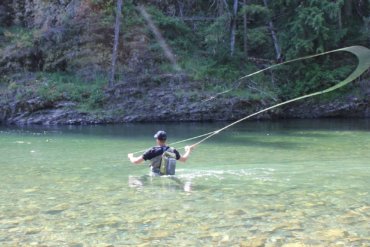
[0,119,369,246]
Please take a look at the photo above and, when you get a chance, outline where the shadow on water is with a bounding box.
[1,118,368,139]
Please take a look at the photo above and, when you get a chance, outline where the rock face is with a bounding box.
[0,74,369,126]
[280,97,370,119]
[279,81,370,119]
[0,98,104,125]
[0,74,269,125]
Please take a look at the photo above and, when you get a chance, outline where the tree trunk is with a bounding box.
[109,0,123,87]
[243,0,248,56]
[263,0,282,61]
[177,0,184,18]
[230,0,238,56]
[221,0,230,14]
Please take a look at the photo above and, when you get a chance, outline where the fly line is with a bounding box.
[133,46,370,154]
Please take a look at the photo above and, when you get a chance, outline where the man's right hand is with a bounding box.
[185,144,196,152]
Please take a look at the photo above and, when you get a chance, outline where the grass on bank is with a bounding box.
[38,72,107,109]
[2,72,107,110]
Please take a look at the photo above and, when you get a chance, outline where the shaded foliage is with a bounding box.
[0,0,369,104]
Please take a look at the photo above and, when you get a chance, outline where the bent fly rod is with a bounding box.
[132,46,370,154]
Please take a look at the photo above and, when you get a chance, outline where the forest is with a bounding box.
[0,0,369,125]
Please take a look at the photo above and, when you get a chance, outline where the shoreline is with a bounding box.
[1,115,369,127]
[1,76,369,126]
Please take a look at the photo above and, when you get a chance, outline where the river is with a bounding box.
[0,119,369,246]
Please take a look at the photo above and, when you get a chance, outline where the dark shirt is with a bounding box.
[142,146,180,161]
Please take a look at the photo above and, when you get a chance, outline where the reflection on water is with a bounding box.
[0,119,369,246]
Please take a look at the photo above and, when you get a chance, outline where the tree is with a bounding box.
[243,0,248,56]
[230,0,239,56]
[109,0,123,87]
[262,0,281,61]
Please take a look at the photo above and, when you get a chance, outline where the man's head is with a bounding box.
[154,130,167,145]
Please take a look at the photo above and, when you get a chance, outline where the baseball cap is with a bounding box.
[154,130,167,141]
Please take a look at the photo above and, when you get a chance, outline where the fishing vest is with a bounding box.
[150,146,177,175]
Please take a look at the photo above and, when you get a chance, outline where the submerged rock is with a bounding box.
[240,236,267,247]
[25,228,41,235]
[230,209,247,216]
[94,217,122,228]
[322,229,348,240]
[44,203,69,214]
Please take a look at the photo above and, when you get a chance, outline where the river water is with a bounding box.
[0,119,369,246]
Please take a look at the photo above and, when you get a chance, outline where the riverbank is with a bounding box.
[1,72,369,126]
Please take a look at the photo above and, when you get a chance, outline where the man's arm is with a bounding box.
[178,144,196,162]
[128,153,145,164]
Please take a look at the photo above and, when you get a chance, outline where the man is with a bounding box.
[128,130,194,176]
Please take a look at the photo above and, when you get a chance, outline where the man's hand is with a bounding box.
[179,144,196,162]
[185,144,196,152]
[128,153,134,159]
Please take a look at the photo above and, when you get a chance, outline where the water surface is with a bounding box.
[0,119,369,246]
